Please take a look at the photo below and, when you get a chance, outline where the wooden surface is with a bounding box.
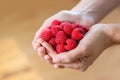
[0,38,41,80]
[0,0,120,80]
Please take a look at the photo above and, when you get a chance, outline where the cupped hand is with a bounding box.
[32,10,94,63]
[52,24,114,71]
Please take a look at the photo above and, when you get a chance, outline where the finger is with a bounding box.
[54,64,65,69]
[33,43,41,51]
[80,56,97,71]
[36,38,57,64]
[59,59,83,70]
[33,38,45,51]
[53,47,85,64]
[61,58,89,72]
[44,55,53,64]
[32,37,37,44]
[41,40,57,58]
[37,47,46,58]
[36,38,44,44]
[77,57,93,71]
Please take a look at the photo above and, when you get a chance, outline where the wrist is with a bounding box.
[103,24,120,44]
[70,9,96,28]
[91,24,114,51]
[102,24,116,46]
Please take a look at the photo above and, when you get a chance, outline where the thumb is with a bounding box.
[53,47,85,64]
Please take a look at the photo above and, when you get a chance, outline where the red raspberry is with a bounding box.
[51,25,62,36]
[48,25,52,29]
[63,22,74,35]
[51,20,61,25]
[65,39,77,50]
[72,24,86,34]
[56,44,66,53]
[72,24,80,29]
[40,28,53,41]
[55,31,67,44]
[40,20,89,54]
[82,26,89,33]
[49,38,56,48]
[60,22,69,29]
[71,28,83,41]
[77,27,86,34]
[60,22,67,26]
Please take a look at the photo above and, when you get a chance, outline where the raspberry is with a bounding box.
[40,20,89,54]
[71,28,83,41]
[51,20,61,25]
[55,31,67,44]
[63,22,74,35]
[56,44,65,53]
[77,27,86,34]
[48,25,52,29]
[82,26,89,33]
[72,24,80,29]
[49,38,56,48]
[72,24,86,34]
[65,39,77,50]
[40,28,53,41]
[60,22,69,29]
[51,25,62,36]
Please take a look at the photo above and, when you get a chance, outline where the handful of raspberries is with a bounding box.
[40,20,89,53]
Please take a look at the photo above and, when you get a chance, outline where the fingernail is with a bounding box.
[53,58,60,63]
[54,64,59,69]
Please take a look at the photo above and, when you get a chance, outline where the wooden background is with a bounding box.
[0,0,120,80]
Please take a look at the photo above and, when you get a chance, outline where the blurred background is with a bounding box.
[0,0,120,80]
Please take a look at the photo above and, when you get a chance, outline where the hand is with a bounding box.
[52,24,114,71]
[32,10,94,63]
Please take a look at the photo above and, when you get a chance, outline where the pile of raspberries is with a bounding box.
[40,20,89,53]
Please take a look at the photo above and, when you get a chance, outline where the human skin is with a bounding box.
[52,24,120,71]
[32,0,120,71]
[36,24,120,71]
[32,10,94,62]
